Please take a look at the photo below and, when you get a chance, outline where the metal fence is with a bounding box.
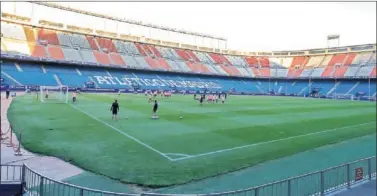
[0,156,375,196]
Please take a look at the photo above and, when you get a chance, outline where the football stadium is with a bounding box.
[0,2,376,196]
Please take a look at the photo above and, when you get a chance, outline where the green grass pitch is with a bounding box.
[7,93,376,187]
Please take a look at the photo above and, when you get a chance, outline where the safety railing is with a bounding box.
[0,164,23,183]
[0,156,375,196]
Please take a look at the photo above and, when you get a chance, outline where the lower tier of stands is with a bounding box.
[1,60,376,98]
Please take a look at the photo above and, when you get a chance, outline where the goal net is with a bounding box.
[330,93,354,101]
[40,85,68,104]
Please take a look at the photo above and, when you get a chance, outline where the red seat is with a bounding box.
[156,58,172,70]
[29,44,47,58]
[321,66,335,77]
[370,66,376,77]
[259,68,270,77]
[332,53,357,77]
[186,51,200,62]
[293,69,304,77]
[142,44,153,56]
[328,54,347,66]
[333,66,349,77]
[175,49,192,61]
[245,57,259,67]
[259,57,270,67]
[37,29,60,45]
[134,43,147,56]
[93,51,111,65]
[144,56,159,68]
[86,36,99,50]
[149,46,162,58]
[109,53,126,66]
[250,67,260,76]
[96,37,117,53]
[48,45,65,60]
[343,53,357,66]
[287,68,297,77]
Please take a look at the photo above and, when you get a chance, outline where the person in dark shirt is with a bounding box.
[152,100,158,118]
[110,100,119,121]
[5,89,10,99]
[199,95,203,106]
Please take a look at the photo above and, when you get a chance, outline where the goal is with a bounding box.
[330,93,354,101]
[40,85,69,104]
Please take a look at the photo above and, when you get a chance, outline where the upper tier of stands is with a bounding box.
[1,21,376,79]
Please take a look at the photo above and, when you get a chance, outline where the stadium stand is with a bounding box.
[0,21,375,99]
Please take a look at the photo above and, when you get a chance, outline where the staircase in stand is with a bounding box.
[327,82,341,96]
[1,71,23,86]
[346,82,359,95]
[53,74,63,86]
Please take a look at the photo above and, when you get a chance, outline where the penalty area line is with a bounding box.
[69,104,174,161]
[171,121,376,162]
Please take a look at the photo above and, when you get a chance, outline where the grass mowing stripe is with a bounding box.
[69,104,173,161]
[171,121,376,161]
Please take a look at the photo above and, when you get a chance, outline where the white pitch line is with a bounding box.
[171,121,376,162]
[164,153,191,158]
[70,104,174,161]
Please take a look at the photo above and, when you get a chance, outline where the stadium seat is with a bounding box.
[186,50,201,62]
[28,44,48,58]
[57,33,73,48]
[134,43,147,56]
[134,56,151,68]
[80,50,98,64]
[209,53,232,65]
[23,26,36,43]
[85,36,100,50]
[357,65,375,77]
[328,54,348,66]
[276,69,288,78]
[175,49,192,61]
[370,66,376,77]
[175,61,192,72]
[156,58,172,71]
[70,34,91,49]
[149,45,163,58]
[249,67,260,76]
[109,53,126,66]
[2,40,31,56]
[121,55,139,67]
[165,60,181,71]
[1,22,27,41]
[259,68,270,77]
[142,44,154,56]
[185,62,210,73]
[62,48,82,62]
[259,57,270,67]
[47,46,65,60]
[245,56,259,67]
[311,67,325,77]
[96,37,117,53]
[93,50,111,65]
[299,69,311,78]
[333,53,356,77]
[144,56,161,69]
[194,51,213,64]
[37,29,60,45]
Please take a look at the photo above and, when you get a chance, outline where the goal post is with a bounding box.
[40,85,69,104]
[330,93,354,101]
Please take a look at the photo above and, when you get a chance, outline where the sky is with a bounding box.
[6,2,377,51]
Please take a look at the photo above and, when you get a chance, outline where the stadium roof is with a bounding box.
[33,2,227,41]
